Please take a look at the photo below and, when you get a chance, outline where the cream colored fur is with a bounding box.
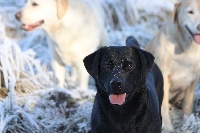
[145,0,200,131]
[17,0,107,90]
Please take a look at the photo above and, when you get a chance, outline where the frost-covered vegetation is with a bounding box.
[0,0,200,132]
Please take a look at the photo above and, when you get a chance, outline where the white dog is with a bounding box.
[16,0,107,90]
[145,0,200,131]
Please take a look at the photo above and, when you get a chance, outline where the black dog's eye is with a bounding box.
[103,60,114,70]
[123,61,134,71]
[32,2,38,6]
[188,10,194,14]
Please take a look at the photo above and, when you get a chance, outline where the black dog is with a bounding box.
[83,36,163,133]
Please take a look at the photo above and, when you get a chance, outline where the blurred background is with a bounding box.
[0,0,200,132]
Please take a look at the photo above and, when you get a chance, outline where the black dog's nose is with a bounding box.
[110,78,123,89]
[15,12,21,20]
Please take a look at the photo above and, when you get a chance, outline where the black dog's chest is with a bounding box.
[102,114,137,133]
[101,112,146,133]
[95,93,148,133]
[109,125,136,133]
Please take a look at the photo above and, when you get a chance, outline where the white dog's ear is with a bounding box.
[173,3,181,23]
[57,0,68,19]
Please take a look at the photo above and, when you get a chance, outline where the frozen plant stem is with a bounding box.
[8,79,15,111]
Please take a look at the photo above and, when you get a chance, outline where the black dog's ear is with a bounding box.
[133,47,155,75]
[83,47,107,80]
[142,50,155,74]
[126,36,154,74]
[126,36,140,48]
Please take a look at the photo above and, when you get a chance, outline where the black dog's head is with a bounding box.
[83,36,154,105]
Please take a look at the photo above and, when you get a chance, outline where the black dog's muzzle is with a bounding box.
[109,78,124,94]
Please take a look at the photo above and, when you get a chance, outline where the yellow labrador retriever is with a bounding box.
[145,0,200,131]
[15,0,107,90]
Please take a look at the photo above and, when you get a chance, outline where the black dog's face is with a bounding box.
[99,47,142,105]
[84,45,154,106]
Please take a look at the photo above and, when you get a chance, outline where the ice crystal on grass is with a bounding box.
[0,14,53,132]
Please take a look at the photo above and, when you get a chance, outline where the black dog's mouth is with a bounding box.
[22,20,44,31]
[185,25,200,44]
[109,93,126,105]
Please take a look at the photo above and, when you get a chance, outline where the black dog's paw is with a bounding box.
[126,36,140,48]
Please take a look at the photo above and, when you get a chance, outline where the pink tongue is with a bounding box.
[22,25,33,31]
[109,93,126,105]
[194,35,200,44]
[22,23,40,31]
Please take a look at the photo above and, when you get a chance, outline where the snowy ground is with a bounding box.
[0,0,200,132]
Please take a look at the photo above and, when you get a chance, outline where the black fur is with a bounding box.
[126,36,140,48]
[83,36,163,133]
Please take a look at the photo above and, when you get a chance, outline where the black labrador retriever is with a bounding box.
[83,36,163,133]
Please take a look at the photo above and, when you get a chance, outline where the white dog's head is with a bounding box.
[15,0,68,31]
[174,0,200,44]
